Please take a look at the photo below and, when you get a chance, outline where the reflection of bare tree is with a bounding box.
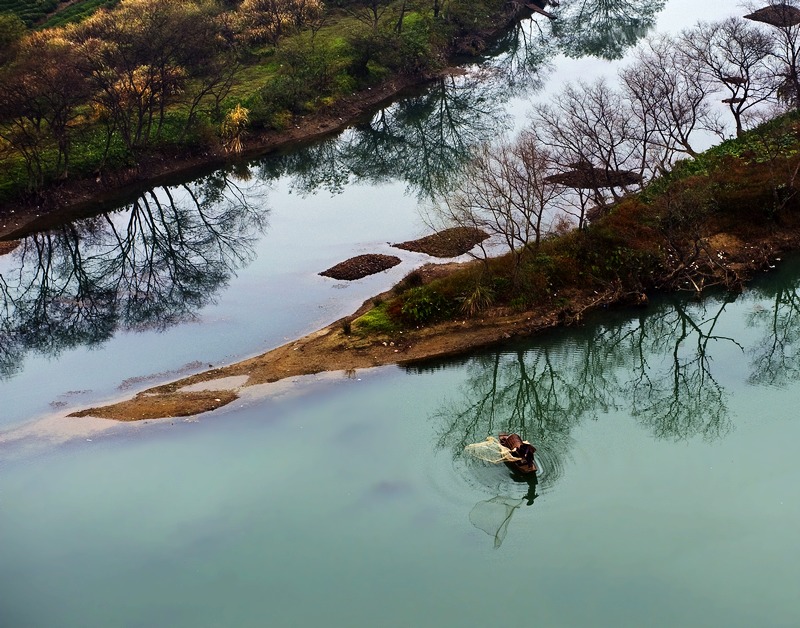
[626,300,737,442]
[747,266,800,387]
[0,173,266,379]
[485,19,553,95]
[258,135,351,196]
[429,296,740,494]
[430,333,622,490]
[425,328,620,548]
[424,295,773,547]
[551,0,666,60]
[259,70,515,200]
[344,72,514,198]
[0,275,24,378]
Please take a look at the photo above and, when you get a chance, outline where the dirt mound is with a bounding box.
[320,254,402,280]
[744,6,800,27]
[393,227,489,257]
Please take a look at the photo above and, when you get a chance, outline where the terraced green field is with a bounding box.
[0,0,60,26]
[39,0,117,28]
[0,0,115,28]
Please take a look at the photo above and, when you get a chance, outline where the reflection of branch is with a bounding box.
[628,299,736,441]
[0,175,267,378]
[748,283,800,387]
[258,64,527,200]
[552,0,666,60]
[434,340,611,489]
[434,295,739,499]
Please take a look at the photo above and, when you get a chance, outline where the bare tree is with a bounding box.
[434,133,563,282]
[744,0,800,109]
[682,17,777,137]
[532,79,646,227]
[343,0,392,34]
[620,34,722,161]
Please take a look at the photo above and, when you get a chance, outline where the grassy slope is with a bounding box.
[0,0,115,28]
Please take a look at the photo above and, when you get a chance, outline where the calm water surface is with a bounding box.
[2,266,799,626]
[4,1,797,626]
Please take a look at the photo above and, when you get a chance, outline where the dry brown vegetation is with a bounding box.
[319,254,402,280]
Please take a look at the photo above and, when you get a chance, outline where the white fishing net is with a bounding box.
[469,496,524,548]
[464,436,520,464]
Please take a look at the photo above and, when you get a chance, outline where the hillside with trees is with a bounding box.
[0,0,532,207]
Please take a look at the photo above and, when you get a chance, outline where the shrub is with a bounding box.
[400,285,453,325]
[459,281,494,317]
[393,269,424,293]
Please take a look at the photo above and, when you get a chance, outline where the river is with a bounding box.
[2,1,798,626]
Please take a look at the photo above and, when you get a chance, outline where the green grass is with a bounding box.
[641,111,800,202]
[352,303,401,335]
[0,0,113,28]
[39,0,117,28]
[0,0,58,26]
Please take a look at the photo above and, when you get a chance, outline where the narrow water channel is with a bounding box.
[3,2,797,626]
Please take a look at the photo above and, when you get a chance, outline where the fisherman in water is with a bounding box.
[499,432,537,472]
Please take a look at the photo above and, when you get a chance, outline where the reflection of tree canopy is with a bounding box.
[426,295,743,491]
[483,18,553,94]
[551,0,666,60]
[0,173,266,379]
[257,70,515,199]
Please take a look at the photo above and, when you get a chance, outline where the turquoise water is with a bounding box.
[3,264,800,626]
[5,2,796,626]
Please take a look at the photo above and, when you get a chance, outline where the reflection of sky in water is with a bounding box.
[0,176,434,428]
